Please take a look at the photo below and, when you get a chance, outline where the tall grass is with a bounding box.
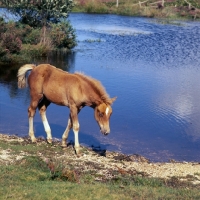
[73,0,200,19]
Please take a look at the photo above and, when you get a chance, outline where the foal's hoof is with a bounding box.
[31,137,37,143]
[47,138,53,144]
[61,141,67,148]
[76,152,83,158]
[75,147,83,157]
[61,144,68,149]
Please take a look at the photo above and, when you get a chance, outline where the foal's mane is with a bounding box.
[75,72,112,105]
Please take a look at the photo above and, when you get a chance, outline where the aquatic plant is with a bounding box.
[84,38,102,43]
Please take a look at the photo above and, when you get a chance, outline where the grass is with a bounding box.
[1,160,200,200]
[73,0,200,20]
[0,137,200,200]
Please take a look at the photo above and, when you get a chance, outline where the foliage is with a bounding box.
[0,19,35,63]
[0,0,76,63]
[175,0,200,9]
[49,21,77,49]
[0,18,45,63]
[1,0,74,27]
[0,19,21,62]
[73,0,200,19]
[21,44,51,58]
[1,33,22,54]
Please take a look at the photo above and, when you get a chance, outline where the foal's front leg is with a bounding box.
[70,106,81,155]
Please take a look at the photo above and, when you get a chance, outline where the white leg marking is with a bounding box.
[73,123,81,154]
[74,130,80,148]
[41,112,52,140]
[62,118,72,147]
[29,117,36,142]
[62,118,71,140]
[29,117,34,135]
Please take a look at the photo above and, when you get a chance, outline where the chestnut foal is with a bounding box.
[18,64,116,154]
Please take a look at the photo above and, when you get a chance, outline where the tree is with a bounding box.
[1,0,74,27]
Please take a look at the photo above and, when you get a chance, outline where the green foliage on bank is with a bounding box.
[0,138,200,200]
[1,0,74,27]
[0,0,77,64]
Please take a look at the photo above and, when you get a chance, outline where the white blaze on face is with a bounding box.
[105,106,109,116]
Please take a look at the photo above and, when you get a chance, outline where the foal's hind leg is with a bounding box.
[61,117,72,147]
[38,98,52,143]
[28,94,43,142]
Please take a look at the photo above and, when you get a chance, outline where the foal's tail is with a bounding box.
[17,64,36,88]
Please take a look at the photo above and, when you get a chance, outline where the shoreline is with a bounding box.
[0,133,200,185]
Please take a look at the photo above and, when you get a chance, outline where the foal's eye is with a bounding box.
[99,113,104,117]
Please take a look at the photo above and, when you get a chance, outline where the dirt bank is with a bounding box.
[0,133,199,185]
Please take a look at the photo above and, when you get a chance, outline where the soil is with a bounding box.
[0,133,200,186]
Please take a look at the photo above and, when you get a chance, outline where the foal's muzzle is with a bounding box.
[100,128,110,136]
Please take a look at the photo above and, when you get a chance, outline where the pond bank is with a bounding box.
[73,0,200,20]
[0,133,200,186]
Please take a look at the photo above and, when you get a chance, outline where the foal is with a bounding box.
[18,64,116,154]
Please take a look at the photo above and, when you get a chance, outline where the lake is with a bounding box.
[0,13,200,162]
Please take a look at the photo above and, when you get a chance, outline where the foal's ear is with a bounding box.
[111,97,117,104]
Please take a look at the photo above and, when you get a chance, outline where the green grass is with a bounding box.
[0,156,200,199]
[0,157,200,200]
[0,138,200,200]
[0,161,200,200]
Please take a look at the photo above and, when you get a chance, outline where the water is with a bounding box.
[0,13,200,162]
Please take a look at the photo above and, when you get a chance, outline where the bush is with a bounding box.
[49,21,77,49]
[85,0,109,13]
[21,43,51,58]
[23,28,40,45]
[0,7,77,64]
[0,17,6,34]
[0,17,76,64]
[0,43,12,63]
[1,33,22,54]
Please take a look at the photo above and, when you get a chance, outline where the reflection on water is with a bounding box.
[1,13,200,162]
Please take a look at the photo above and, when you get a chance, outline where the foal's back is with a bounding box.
[28,64,87,107]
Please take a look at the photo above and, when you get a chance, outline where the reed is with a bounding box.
[73,0,200,19]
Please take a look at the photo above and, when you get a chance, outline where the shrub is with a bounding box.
[1,32,22,54]
[23,28,40,45]
[85,0,109,13]
[49,21,77,49]
[0,17,76,64]
[21,43,51,58]
[0,17,6,34]
[0,43,12,63]
[0,6,76,64]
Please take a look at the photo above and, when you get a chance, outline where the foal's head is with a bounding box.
[94,97,116,135]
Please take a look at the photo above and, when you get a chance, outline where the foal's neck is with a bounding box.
[86,95,103,109]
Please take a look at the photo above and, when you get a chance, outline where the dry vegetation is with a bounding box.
[73,0,200,19]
